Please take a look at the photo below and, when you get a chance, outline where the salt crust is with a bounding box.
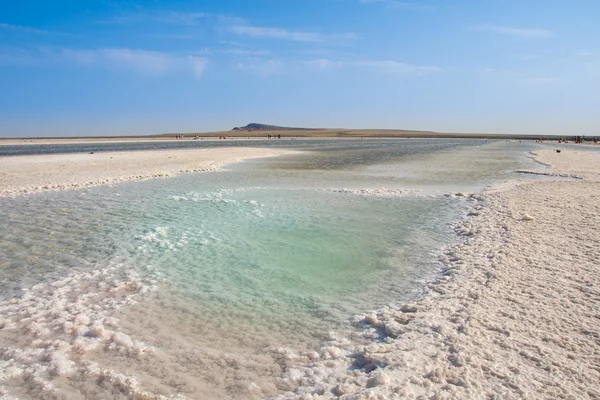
[0,262,185,399]
[0,147,295,196]
[323,188,420,198]
[322,188,471,199]
[271,149,600,399]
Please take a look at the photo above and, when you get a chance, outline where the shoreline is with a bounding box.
[0,147,296,196]
[0,136,503,149]
[275,149,600,399]
[3,131,600,144]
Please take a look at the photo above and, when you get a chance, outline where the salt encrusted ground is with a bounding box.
[1,147,598,399]
[274,149,600,399]
[0,147,294,196]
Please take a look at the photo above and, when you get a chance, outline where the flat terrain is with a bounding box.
[0,128,572,144]
[0,147,295,196]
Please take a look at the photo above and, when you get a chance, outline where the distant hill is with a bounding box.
[232,123,316,131]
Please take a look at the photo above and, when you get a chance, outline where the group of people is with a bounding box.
[535,136,600,144]
[172,134,285,140]
[556,136,599,144]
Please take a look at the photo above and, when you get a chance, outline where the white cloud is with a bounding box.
[110,11,208,25]
[218,40,243,46]
[0,23,47,34]
[332,32,360,40]
[303,59,344,70]
[216,15,246,26]
[190,47,213,56]
[62,48,173,75]
[1,46,213,77]
[62,48,214,78]
[0,22,68,35]
[517,54,540,61]
[230,25,323,42]
[359,0,433,11]
[150,33,197,40]
[479,67,497,74]
[230,25,357,42]
[235,58,284,76]
[157,12,207,25]
[357,60,441,74]
[188,56,208,78]
[223,48,272,56]
[2,45,439,79]
[61,48,98,65]
[107,12,356,43]
[474,25,555,38]
[302,58,442,74]
[523,76,561,86]
[0,47,39,66]
[106,49,173,75]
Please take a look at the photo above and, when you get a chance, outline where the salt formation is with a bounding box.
[0,262,183,399]
[327,188,412,197]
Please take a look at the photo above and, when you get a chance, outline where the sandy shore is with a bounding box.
[0,147,294,196]
[276,149,600,399]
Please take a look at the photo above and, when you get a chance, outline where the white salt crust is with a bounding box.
[0,262,186,399]
[0,147,296,196]
[323,188,421,198]
[321,188,472,199]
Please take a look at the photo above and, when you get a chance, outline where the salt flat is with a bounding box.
[1,144,598,399]
[0,147,295,196]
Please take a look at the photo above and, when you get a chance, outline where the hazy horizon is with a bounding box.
[1,0,599,137]
[0,124,586,139]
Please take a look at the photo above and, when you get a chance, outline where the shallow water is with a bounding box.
[0,139,554,399]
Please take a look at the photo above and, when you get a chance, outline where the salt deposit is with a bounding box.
[0,147,295,196]
[272,149,600,399]
[325,188,415,197]
[0,262,172,399]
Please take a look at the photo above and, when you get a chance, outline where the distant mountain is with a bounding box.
[231,123,315,131]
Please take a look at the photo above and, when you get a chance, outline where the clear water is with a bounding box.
[0,139,553,399]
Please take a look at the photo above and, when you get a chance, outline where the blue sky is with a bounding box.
[1,0,599,137]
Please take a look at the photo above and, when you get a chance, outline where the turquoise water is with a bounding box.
[0,139,552,399]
